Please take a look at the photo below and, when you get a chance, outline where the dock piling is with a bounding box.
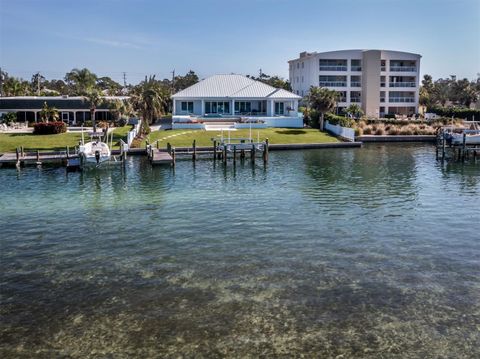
[193,140,196,161]
[233,145,237,166]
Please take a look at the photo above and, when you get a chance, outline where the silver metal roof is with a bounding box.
[172,74,300,99]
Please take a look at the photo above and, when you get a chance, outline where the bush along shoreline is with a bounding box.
[33,122,67,135]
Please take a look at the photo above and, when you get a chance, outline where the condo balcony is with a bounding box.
[389,97,415,103]
[319,81,347,87]
[350,66,362,71]
[319,66,347,71]
[351,98,361,103]
[350,82,361,87]
[390,66,417,72]
[389,82,417,88]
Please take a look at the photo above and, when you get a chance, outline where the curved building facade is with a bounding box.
[289,49,421,117]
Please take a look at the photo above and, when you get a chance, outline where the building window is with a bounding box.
[319,75,347,87]
[302,62,304,68]
[296,77,299,83]
[302,76,304,82]
[319,59,347,71]
[234,101,251,114]
[301,90,304,96]
[205,101,230,114]
[351,59,361,71]
[274,102,284,115]
[297,63,299,69]
[181,101,194,113]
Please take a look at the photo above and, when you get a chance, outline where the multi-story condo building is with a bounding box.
[289,49,421,117]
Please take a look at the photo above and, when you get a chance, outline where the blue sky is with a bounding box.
[1,0,479,84]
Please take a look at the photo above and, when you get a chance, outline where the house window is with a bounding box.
[234,101,251,114]
[205,101,230,114]
[61,112,69,122]
[274,102,284,115]
[181,101,194,113]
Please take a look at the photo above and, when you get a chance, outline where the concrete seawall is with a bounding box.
[356,135,436,142]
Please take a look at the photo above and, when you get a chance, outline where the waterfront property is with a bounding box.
[171,74,303,129]
[289,49,421,117]
[0,96,129,124]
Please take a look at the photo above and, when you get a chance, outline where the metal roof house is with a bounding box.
[171,74,303,129]
[0,96,129,124]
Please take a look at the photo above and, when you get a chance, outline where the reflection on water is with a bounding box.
[1,144,479,357]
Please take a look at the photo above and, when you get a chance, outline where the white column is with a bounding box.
[269,100,275,116]
[231,99,235,115]
[201,100,205,115]
[34,111,38,122]
[172,100,176,115]
[73,111,77,125]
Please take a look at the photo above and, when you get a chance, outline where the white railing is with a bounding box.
[319,82,347,87]
[389,82,416,87]
[351,66,362,71]
[319,66,347,71]
[389,97,415,103]
[126,122,141,147]
[390,66,417,72]
[325,121,355,142]
[350,82,361,87]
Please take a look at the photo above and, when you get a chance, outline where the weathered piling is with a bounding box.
[172,147,176,166]
[192,139,197,161]
[251,144,255,164]
[233,145,237,166]
[462,133,466,162]
[213,140,217,161]
[223,144,227,164]
[263,138,269,163]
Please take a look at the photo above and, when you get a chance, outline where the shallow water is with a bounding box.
[1,143,479,358]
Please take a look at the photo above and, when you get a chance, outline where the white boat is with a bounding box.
[79,130,112,166]
[448,132,480,145]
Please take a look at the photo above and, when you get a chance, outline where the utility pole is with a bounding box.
[259,68,262,78]
[123,72,127,88]
[37,71,40,96]
[171,69,175,92]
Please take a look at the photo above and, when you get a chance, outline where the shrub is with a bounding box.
[357,120,367,129]
[324,113,354,128]
[1,112,17,125]
[388,126,400,135]
[355,127,363,136]
[363,126,373,135]
[33,121,67,135]
[375,126,385,135]
[427,106,480,121]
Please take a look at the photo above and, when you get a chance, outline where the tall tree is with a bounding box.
[39,101,59,122]
[248,72,292,91]
[65,68,98,95]
[131,75,169,134]
[173,70,199,92]
[3,76,31,96]
[305,86,338,130]
[31,73,46,95]
[82,90,103,131]
[97,76,123,95]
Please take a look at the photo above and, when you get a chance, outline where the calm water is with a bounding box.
[1,144,479,358]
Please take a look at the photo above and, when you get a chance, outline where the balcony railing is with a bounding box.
[380,82,386,87]
[351,66,362,71]
[390,66,417,72]
[319,66,347,71]
[380,98,385,103]
[351,98,361,103]
[350,82,361,87]
[381,67,386,71]
[389,82,416,88]
[319,81,347,87]
[389,97,415,103]
[338,98,347,102]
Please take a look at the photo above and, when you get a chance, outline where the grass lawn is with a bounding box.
[142,128,339,148]
[0,126,132,154]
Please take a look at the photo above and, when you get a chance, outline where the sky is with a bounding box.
[0,0,479,85]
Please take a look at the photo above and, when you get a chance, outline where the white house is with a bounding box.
[289,49,421,117]
[171,74,303,129]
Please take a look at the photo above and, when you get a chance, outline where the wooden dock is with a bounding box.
[148,148,174,165]
[0,149,77,167]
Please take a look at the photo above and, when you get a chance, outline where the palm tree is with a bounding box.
[65,68,98,95]
[131,75,169,135]
[305,86,339,130]
[82,90,103,131]
[39,101,59,122]
[344,104,364,119]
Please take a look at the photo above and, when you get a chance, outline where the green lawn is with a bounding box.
[0,126,132,153]
[143,128,339,148]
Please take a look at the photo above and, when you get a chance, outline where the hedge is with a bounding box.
[33,121,67,135]
[324,113,355,128]
[427,106,480,121]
